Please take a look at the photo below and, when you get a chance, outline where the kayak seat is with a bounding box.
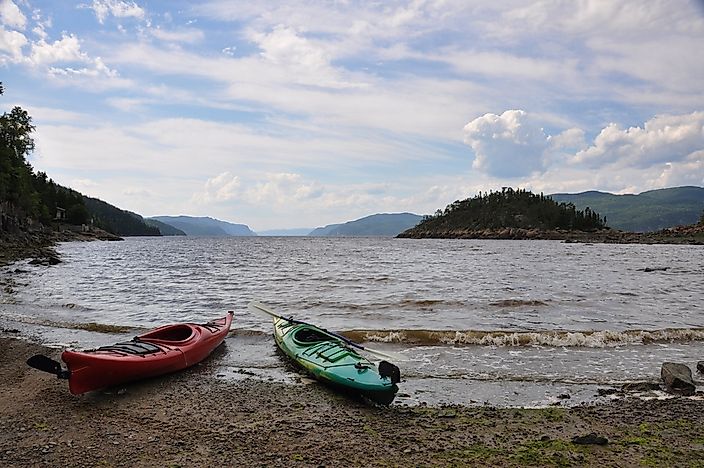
[293,327,332,344]
[96,340,163,355]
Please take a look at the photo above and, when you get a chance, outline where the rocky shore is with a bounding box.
[0,337,703,467]
[398,224,704,244]
[0,227,122,267]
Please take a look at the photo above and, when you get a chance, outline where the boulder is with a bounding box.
[572,433,608,445]
[697,361,704,374]
[661,362,696,396]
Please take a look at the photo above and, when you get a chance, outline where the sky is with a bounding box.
[0,0,703,231]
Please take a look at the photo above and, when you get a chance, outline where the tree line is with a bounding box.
[0,83,159,236]
[419,187,608,231]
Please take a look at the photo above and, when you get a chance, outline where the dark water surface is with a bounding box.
[2,237,702,406]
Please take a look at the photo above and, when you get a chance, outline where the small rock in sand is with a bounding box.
[572,433,608,445]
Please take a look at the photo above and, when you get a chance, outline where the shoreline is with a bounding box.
[398,225,704,244]
[1,336,703,466]
[0,228,122,267]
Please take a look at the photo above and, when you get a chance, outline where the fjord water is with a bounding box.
[2,237,703,406]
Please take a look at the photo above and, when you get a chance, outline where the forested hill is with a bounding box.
[399,188,606,238]
[550,186,704,232]
[309,213,423,236]
[82,197,160,236]
[0,82,158,237]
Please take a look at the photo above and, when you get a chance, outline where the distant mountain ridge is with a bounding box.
[144,219,186,236]
[310,213,423,237]
[149,216,256,236]
[549,186,704,232]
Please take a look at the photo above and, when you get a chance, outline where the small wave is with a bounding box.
[1,314,138,334]
[490,299,548,307]
[399,299,446,308]
[341,328,704,348]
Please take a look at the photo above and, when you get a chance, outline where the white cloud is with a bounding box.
[549,128,586,151]
[88,0,145,25]
[0,0,26,29]
[70,178,99,191]
[150,27,204,44]
[648,151,704,188]
[0,26,26,61]
[463,110,550,178]
[193,172,241,204]
[24,105,88,124]
[29,34,85,65]
[250,25,356,89]
[28,34,118,79]
[574,112,704,169]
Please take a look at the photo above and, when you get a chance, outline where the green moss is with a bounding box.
[622,436,651,446]
[290,453,304,462]
[510,440,576,467]
[436,444,503,464]
[33,422,48,431]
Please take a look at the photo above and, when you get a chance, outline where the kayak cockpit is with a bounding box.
[293,327,335,344]
[139,324,196,344]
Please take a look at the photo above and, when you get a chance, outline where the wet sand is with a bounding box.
[1,336,703,467]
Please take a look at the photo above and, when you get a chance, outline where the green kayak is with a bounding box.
[273,316,400,405]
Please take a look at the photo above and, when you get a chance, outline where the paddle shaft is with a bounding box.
[248,301,398,360]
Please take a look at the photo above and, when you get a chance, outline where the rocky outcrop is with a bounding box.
[398,223,704,244]
[661,362,696,396]
[0,228,122,267]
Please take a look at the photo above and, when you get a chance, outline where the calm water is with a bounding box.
[2,236,703,406]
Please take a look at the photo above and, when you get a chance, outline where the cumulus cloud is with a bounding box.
[463,110,550,178]
[0,0,26,29]
[28,33,118,78]
[0,26,26,61]
[87,0,145,24]
[573,112,704,169]
[648,153,704,188]
[0,0,27,29]
[192,172,241,204]
[251,25,356,89]
[191,171,325,211]
[30,34,85,65]
[246,172,323,205]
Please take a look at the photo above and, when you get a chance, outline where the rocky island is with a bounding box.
[398,188,704,244]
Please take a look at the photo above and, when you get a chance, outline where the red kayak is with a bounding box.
[28,312,233,394]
